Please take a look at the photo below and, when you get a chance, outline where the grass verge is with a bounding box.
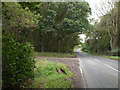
[101,56,120,61]
[30,59,74,88]
[82,51,120,61]
[35,52,75,58]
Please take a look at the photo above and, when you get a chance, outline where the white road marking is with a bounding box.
[104,64,119,72]
[79,66,83,75]
[94,59,100,62]
[89,57,119,72]
[79,59,87,88]
[89,57,100,62]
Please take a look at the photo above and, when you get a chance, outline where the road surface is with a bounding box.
[76,51,119,88]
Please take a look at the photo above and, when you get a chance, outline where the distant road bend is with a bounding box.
[76,51,119,88]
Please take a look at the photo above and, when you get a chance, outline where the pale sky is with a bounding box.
[79,34,86,43]
[86,0,115,24]
[86,0,102,20]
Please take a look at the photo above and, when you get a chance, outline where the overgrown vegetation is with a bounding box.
[30,59,73,88]
[2,31,35,88]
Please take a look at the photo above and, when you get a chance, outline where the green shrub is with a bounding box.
[111,48,120,56]
[2,32,35,88]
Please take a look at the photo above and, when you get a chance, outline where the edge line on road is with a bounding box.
[104,64,120,72]
[89,57,100,62]
[89,57,119,72]
[79,59,87,88]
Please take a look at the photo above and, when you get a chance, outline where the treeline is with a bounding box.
[26,2,91,53]
[82,2,120,56]
[3,2,91,53]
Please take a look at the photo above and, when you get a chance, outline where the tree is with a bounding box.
[2,2,38,42]
[99,2,119,51]
[84,23,111,54]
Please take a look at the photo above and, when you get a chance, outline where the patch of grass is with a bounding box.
[35,52,75,58]
[29,59,74,88]
[101,56,120,61]
[82,51,120,61]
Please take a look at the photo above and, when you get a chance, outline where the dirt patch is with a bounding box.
[36,57,85,88]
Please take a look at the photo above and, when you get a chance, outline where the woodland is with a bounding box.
[2,1,119,88]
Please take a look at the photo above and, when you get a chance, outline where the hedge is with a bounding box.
[2,32,35,88]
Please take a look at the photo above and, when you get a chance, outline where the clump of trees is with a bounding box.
[2,2,38,42]
[82,1,119,56]
[82,24,111,55]
[26,2,91,53]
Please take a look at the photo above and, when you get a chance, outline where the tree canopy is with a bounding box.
[27,2,91,53]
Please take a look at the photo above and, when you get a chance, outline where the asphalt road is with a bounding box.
[76,51,119,88]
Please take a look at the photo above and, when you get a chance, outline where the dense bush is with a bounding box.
[2,32,35,88]
[111,48,120,56]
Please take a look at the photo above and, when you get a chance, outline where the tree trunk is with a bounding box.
[22,29,29,43]
[41,36,44,52]
[41,45,44,52]
[58,40,61,53]
[110,35,117,51]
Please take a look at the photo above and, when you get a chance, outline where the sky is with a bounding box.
[86,0,115,23]
[86,0,101,20]
[79,34,86,43]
